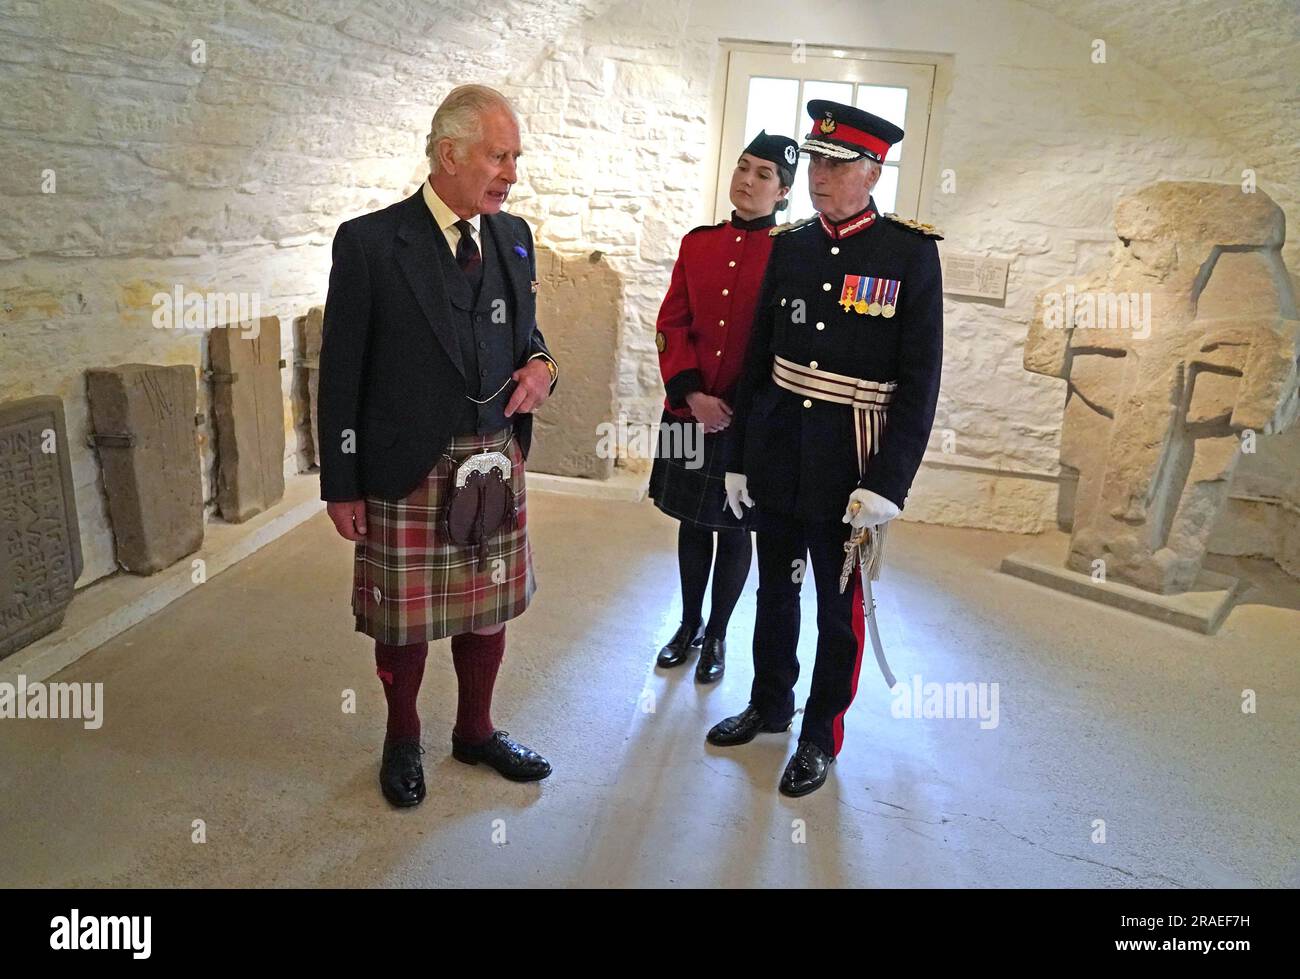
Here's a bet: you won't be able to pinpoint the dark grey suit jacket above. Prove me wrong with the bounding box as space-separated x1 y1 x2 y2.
318 190 555 502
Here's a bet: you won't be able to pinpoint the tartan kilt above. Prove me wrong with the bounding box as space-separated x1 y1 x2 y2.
648 408 757 532
352 426 536 645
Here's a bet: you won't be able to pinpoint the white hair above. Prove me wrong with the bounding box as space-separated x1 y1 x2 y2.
425 84 518 174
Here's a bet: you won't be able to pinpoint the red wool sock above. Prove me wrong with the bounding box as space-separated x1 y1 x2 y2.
374 640 429 745
450 628 506 745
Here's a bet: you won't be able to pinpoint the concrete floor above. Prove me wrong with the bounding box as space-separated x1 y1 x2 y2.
2 489 1297 888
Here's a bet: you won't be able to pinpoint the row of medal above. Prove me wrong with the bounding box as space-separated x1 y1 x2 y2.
839 275 901 317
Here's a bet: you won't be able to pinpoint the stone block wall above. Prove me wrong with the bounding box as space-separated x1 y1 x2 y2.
2 0 1295 587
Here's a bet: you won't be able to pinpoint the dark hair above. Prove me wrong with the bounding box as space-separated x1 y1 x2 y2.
740 152 795 190
775 198 789 212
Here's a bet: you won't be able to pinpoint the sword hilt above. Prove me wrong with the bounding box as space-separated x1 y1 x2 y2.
845 501 870 549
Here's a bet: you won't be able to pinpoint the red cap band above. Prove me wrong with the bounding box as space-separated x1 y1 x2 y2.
807 120 891 161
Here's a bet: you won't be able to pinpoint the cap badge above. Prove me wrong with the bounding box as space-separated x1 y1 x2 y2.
818 113 837 135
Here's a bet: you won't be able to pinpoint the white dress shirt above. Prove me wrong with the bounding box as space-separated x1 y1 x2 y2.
421 177 480 257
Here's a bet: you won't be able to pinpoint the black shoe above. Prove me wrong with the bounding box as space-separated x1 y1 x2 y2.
779 741 833 797
379 739 426 808
706 704 791 746
695 636 725 684
452 730 552 782
657 620 704 668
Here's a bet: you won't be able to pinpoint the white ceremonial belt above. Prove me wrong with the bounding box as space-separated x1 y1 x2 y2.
771 356 897 412
772 355 900 690
772 355 896 477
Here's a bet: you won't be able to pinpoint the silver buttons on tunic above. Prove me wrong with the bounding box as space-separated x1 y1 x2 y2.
810 361 818 369
816 322 825 330
831 246 840 255
822 283 831 291
802 399 812 408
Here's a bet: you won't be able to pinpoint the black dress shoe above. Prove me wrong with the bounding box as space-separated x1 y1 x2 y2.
452 730 552 782
778 741 833 797
695 636 725 684
379 739 426 808
657 620 704 668
706 704 791 746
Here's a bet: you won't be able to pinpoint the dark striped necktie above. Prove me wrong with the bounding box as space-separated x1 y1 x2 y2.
454 219 482 292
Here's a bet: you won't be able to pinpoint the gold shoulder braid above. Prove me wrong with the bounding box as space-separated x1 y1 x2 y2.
769 216 817 236
882 213 944 239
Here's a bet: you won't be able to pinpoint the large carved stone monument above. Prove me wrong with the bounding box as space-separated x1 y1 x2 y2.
1002 182 1299 632
209 316 286 522
0 397 83 660
86 364 205 575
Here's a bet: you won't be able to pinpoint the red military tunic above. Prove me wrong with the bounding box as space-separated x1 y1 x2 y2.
655 211 777 419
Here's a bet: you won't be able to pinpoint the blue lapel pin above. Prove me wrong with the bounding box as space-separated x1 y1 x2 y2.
513 243 527 258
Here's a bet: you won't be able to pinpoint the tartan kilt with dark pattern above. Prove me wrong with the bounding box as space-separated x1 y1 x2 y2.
352 426 536 644
648 408 757 532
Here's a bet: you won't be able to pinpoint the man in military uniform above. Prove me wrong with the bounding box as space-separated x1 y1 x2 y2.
709 99 944 797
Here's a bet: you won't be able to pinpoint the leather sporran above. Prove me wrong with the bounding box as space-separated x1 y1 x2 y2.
442 445 519 571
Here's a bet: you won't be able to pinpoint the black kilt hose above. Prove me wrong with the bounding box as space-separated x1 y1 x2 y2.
648 409 757 532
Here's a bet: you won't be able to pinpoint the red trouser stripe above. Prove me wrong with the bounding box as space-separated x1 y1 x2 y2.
832 572 869 755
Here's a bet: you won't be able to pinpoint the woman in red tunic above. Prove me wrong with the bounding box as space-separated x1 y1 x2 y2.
649 131 799 684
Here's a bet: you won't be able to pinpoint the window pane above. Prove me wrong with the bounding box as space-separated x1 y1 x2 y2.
743 76 800 147
802 79 854 118
873 164 899 214
855 85 907 162
788 156 814 223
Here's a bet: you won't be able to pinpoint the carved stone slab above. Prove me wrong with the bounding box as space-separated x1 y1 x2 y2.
0 396 83 659
209 316 286 521
1023 182 1298 596
292 305 323 470
529 249 620 478
86 364 203 574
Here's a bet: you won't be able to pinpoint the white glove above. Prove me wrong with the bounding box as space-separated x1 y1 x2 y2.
842 488 899 529
724 472 754 519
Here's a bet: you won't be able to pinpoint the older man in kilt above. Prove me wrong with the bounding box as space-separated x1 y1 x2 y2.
319 85 559 807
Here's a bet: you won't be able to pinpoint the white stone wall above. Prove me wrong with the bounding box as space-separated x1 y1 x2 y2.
0 0 596 585
1 0 1295 588
505 0 1298 541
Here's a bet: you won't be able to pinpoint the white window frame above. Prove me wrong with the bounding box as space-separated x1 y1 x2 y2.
710 42 949 225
